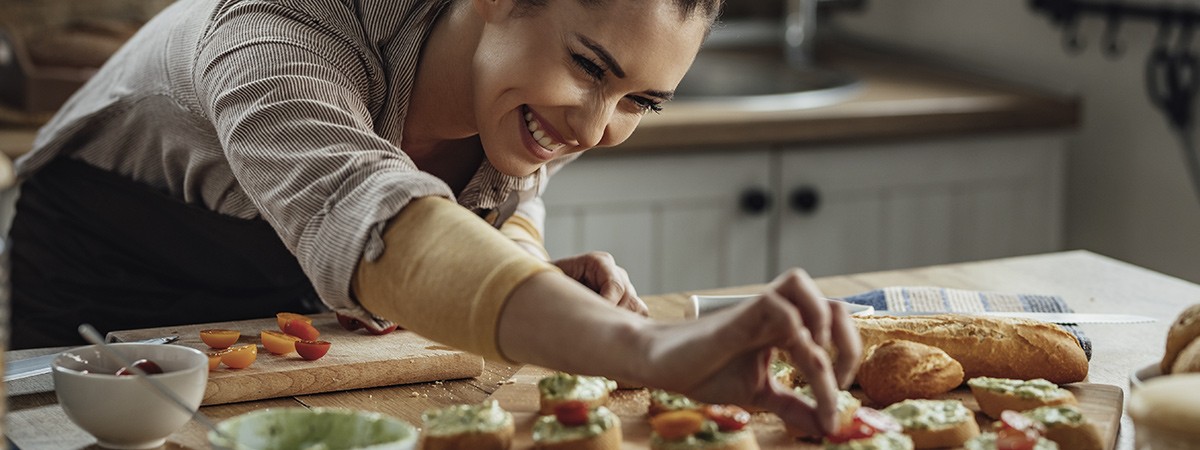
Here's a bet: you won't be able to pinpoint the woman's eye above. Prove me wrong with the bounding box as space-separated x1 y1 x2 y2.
571 53 607 80
627 95 664 114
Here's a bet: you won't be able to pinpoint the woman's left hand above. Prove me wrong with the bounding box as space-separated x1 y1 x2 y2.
553 251 648 316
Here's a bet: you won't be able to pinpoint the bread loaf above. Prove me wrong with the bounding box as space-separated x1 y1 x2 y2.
856 340 963 406
854 315 1088 384
1161 303 1200 374
1170 336 1200 374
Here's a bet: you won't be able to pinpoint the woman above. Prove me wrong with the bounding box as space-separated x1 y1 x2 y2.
10 0 861 435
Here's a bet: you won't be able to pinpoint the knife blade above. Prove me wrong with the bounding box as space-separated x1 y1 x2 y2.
4 335 180 382
867 310 1156 324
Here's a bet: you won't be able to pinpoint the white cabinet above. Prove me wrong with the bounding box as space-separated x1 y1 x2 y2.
542 133 1066 295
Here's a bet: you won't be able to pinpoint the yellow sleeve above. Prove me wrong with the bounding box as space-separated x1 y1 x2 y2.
352 197 559 361
500 213 551 261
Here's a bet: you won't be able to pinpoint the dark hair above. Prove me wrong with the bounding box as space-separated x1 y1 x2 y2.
513 0 724 23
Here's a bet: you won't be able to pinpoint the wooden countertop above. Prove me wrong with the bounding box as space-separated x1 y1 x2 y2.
5 250 1190 449
0 46 1079 160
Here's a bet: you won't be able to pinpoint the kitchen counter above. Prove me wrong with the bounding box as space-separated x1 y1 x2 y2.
5 250 1188 449
612 44 1080 154
0 45 1079 160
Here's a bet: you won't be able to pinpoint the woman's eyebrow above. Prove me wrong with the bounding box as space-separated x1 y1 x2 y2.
575 33 626 78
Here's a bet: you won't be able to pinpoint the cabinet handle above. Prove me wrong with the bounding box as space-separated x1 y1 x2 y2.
739 188 772 215
789 186 820 214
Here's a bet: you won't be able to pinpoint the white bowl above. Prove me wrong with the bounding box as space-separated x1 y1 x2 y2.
52 343 208 449
1130 362 1164 391
688 294 875 319
209 407 418 450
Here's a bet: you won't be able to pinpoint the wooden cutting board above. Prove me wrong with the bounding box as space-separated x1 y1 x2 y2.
108 312 484 406
488 366 1123 450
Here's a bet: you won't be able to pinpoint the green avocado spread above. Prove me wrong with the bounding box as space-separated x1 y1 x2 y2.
420 400 512 437
1024 405 1086 427
650 420 749 450
967 377 1069 400
649 389 701 412
965 432 1059 450
823 432 914 450
531 405 618 444
537 373 617 400
796 386 861 414
883 399 972 430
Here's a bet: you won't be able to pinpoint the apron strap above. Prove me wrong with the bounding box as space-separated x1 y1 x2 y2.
9 158 321 349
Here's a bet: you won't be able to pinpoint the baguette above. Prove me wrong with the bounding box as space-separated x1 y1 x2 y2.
854 315 1088 384
856 340 963 406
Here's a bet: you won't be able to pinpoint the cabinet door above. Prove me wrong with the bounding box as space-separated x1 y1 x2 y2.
776 134 1065 277
542 150 773 295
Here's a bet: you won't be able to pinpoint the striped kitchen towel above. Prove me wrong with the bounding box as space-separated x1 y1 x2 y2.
838 286 1092 359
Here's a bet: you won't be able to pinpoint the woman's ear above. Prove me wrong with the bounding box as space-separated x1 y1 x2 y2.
472 0 516 23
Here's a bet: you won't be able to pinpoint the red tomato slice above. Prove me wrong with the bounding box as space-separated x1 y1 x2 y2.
701 404 751 431
553 400 590 427
997 427 1041 450
295 340 331 361
855 407 902 434
276 312 312 332
826 417 876 444
368 323 399 335
335 313 365 331
283 319 320 341
199 329 240 349
261 330 300 355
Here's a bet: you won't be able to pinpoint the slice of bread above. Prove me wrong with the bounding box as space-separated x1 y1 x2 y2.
537 373 617 415
421 425 514 450
420 401 515 450
882 399 980 449
1024 405 1103 450
968 377 1077 419
534 422 621 450
532 406 622 450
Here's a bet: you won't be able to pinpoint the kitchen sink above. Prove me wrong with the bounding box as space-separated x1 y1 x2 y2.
673 45 862 111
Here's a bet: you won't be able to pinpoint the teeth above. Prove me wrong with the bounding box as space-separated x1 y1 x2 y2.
523 109 564 152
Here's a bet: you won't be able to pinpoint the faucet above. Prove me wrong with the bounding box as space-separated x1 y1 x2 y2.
785 0 818 69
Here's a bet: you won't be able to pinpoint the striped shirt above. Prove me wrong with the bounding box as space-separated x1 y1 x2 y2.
15 0 575 315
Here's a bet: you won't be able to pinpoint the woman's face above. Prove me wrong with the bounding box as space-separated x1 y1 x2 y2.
471 0 709 176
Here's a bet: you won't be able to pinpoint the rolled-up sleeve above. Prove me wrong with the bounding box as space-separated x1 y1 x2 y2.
194 10 450 313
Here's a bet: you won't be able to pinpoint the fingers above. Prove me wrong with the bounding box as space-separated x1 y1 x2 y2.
783 325 840 434
754 379 823 437
827 301 862 389
770 269 831 347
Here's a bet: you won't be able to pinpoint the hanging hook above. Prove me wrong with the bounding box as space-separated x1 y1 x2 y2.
1102 5 1123 58
1062 17 1086 54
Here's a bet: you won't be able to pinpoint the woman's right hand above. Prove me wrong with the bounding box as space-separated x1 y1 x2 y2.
634 269 862 436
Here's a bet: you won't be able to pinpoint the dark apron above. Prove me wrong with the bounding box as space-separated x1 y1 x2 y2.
9 158 323 349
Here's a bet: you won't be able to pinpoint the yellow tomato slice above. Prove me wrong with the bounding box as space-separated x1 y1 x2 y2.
650 409 706 440
199 329 240 349
275 312 312 333
260 330 300 355
206 349 228 371
220 344 258 369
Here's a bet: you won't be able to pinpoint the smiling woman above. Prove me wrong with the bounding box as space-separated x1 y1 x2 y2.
8 0 859 438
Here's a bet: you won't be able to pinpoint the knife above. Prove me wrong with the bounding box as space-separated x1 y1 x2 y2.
869 310 1156 324
4 335 180 382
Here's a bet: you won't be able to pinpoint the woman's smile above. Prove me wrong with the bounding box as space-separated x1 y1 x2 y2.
520 105 568 161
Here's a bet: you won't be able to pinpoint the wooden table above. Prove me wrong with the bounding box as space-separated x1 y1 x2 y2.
6 250 1194 449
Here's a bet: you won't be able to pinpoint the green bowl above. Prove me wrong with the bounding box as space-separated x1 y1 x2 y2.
208 407 418 450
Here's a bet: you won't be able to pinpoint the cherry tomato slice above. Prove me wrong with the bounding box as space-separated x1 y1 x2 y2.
335 313 365 331
206 350 227 371
115 359 163 376
997 427 1041 450
295 340 331 361
999 410 1046 434
650 409 707 440
553 400 590 426
199 329 240 349
368 323 399 335
283 319 320 341
220 344 257 369
276 312 312 333
855 407 903 434
701 404 751 431
826 417 877 444
260 330 300 355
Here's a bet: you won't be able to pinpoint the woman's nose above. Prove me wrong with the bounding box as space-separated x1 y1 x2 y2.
569 98 618 149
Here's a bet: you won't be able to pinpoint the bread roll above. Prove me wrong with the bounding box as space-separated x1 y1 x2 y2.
854 315 1088 384
856 340 963 406
1170 335 1200 374
1161 303 1200 374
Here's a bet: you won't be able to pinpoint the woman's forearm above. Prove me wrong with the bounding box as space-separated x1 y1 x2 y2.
496 270 651 385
